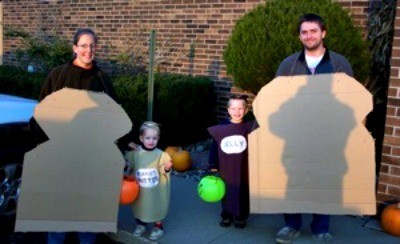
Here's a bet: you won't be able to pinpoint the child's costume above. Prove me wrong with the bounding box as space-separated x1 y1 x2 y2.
125 147 171 222
208 121 256 220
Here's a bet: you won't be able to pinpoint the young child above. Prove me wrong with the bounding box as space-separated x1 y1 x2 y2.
125 121 173 241
208 94 256 229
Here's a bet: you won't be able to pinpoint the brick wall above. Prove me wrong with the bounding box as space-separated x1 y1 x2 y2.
378 1 400 203
1 0 370 119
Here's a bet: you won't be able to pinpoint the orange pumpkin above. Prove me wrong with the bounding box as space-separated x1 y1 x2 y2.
381 203 400 236
119 176 140 205
171 149 192 172
164 146 180 157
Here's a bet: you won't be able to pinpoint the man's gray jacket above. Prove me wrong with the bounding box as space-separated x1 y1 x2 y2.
276 49 353 77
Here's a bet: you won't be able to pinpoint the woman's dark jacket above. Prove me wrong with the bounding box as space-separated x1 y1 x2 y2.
39 60 117 101
31 60 133 150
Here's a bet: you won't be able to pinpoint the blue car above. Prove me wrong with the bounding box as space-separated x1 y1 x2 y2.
0 94 37 125
0 94 37 218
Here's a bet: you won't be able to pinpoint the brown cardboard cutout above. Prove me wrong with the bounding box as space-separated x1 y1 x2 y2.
15 88 131 232
249 73 376 215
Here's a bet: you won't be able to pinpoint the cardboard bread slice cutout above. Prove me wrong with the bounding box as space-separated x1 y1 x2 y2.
15 88 132 232
249 73 376 215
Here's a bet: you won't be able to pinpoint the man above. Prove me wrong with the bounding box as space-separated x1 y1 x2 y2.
274 13 353 243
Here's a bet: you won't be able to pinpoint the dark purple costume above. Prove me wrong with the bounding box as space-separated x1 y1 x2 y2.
208 121 255 220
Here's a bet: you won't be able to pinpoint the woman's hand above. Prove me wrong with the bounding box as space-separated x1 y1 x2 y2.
128 142 137 150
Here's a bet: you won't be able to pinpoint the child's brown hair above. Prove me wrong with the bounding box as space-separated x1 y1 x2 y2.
227 94 248 108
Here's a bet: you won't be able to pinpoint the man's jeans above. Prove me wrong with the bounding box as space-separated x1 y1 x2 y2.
284 213 330 234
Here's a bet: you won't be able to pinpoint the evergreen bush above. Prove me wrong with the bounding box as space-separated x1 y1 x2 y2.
223 0 371 94
113 73 216 147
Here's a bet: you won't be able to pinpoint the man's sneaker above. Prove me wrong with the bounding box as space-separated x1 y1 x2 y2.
133 225 146 237
149 227 164 240
275 226 301 244
312 232 333 242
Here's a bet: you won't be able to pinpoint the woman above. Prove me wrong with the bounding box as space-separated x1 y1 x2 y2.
38 28 127 244
39 28 117 101
36 28 133 149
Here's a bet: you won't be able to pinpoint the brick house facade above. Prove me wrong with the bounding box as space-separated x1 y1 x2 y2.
378 1 400 204
2 0 398 203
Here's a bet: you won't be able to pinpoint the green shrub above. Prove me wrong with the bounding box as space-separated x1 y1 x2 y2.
113 73 217 147
223 0 371 94
0 65 45 99
4 26 73 73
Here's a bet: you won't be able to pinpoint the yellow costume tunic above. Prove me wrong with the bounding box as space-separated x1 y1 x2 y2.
126 148 171 222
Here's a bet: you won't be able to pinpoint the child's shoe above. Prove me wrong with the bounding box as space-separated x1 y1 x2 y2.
133 224 146 237
234 219 246 228
219 218 233 227
149 227 164 240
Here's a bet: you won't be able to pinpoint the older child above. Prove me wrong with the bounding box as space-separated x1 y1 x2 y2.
125 121 172 241
208 95 256 229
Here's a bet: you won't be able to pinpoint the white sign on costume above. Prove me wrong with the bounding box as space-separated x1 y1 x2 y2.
221 135 247 154
135 168 160 188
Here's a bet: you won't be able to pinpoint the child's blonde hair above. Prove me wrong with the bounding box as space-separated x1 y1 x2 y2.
139 121 160 136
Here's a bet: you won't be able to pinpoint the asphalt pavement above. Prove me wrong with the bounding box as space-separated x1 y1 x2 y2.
1 174 398 244
109 175 400 244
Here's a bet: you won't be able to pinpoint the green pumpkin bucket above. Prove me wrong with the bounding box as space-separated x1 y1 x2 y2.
197 175 226 203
